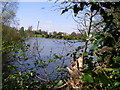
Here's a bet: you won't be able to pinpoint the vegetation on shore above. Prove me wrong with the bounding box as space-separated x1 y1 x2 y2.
33 30 86 41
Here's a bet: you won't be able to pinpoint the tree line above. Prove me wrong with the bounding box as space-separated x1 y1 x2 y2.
3 24 87 41
34 29 86 41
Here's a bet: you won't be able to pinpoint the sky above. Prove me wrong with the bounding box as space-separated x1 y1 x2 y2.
16 2 78 34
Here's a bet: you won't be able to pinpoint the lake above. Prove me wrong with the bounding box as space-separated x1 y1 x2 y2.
12 37 86 81
26 37 85 59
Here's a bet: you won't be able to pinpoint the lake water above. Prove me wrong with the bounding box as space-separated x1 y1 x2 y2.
26 37 85 59
13 38 86 80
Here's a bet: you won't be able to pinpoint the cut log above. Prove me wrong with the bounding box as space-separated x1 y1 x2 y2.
76 57 83 69
66 57 84 88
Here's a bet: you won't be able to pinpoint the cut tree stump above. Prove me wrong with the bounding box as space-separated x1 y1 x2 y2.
66 57 84 89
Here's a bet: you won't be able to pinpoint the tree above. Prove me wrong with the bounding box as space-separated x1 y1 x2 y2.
1 2 18 26
53 31 57 35
57 1 120 89
70 32 76 37
19 27 25 36
2 1 20 41
52 31 57 38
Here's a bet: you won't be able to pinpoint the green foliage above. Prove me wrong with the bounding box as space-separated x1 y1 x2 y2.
2 25 21 41
83 72 94 83
60 1 120 89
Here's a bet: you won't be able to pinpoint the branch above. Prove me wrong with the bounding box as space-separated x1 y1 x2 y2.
56 82 68 89
81 11 93 68
35 75 49 82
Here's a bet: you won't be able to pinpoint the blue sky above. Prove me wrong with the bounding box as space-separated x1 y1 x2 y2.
16 2 77 34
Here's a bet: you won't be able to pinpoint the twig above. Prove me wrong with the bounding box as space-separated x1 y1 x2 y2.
35 75 49 82
56 82 68 89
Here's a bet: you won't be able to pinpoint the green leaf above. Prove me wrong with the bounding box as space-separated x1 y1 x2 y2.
98 57 103 61
57 66 61 70
61 8 68 14
54 54 61 59
97 70 109 85
19 72 22 76
66 53 70 56
114 81 120 86
103 68 113 71
86 34 93 41
9 75 16 79
97 38 103 47
24 58 28 61
83 73 93 83
39 60 46 64
113 56 120 62
47 59 54 63
90 44 98 51
84 52 89 56
54 80 64 88
95 35 104 40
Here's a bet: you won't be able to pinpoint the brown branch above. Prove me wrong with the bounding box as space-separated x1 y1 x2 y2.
81 10 97 68
35 75 49 82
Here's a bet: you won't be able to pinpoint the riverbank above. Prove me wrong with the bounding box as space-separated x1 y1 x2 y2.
33 34 85 42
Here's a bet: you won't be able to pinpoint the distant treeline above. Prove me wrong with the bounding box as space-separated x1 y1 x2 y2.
34 29 86 41
2 25 87 42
